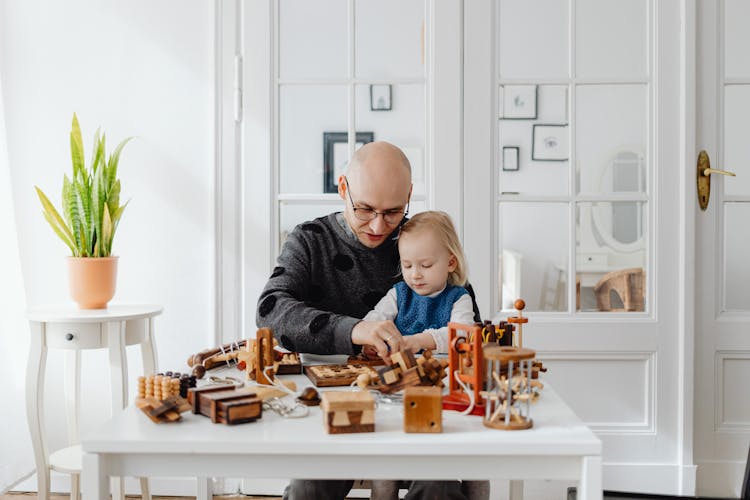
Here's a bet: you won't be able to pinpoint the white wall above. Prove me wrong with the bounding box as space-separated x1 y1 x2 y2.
0 0 214 491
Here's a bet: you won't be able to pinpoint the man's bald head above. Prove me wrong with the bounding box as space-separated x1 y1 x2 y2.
346 141 412 182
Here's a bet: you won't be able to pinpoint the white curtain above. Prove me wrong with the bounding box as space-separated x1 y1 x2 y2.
0 56 35 491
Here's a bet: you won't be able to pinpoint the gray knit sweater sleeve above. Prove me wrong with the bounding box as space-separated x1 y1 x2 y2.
255 214 401 355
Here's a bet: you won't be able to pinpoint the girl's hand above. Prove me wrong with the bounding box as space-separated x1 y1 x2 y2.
402 332 436 353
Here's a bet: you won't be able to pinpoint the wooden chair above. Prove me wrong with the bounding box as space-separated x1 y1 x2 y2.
593 268 645 312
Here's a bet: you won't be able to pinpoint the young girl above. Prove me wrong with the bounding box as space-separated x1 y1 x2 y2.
365 211 489 499
363 210 476 354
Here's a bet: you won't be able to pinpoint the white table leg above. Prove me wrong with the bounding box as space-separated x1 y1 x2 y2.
64 350 81 445
83 452 109 500
70 473 80 500
107 320 128 411
578 456 602 500
197 476 212 500
140 476 152 500
141 317 158 375
111 476 125 500
26 321 49 500
509 480 523 500
137 317 158 498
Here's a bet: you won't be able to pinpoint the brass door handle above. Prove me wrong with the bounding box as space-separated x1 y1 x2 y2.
703 167 736 177
697 150 736 211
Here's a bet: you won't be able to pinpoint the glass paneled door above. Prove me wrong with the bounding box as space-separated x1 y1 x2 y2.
465 0 686 495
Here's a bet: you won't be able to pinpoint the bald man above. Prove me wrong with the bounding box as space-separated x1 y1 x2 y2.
256 141 480 500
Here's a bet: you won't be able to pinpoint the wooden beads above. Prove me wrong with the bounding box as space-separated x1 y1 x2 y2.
514 299 526 311
139 373 196 400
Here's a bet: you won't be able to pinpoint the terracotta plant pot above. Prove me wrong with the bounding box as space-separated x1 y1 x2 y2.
67 256 118 309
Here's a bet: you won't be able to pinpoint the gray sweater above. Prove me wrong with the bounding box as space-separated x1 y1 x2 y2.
256 213 402 355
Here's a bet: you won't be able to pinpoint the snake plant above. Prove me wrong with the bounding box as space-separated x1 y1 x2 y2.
35 113 132 257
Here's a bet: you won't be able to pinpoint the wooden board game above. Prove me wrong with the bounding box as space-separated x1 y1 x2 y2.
305 363 379 387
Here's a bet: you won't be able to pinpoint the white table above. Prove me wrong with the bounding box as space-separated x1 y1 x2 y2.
82 374 602 500
26 304 162 500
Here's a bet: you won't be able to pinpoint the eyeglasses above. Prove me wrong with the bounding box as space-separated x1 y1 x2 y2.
344 176 409 225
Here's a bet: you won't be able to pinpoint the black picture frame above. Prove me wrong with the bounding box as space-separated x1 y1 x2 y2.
532 124 569 161
370 84 392 111
502 146 520 171
323 132 375 193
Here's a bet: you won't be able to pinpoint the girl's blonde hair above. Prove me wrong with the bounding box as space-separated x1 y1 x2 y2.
399 211 468 286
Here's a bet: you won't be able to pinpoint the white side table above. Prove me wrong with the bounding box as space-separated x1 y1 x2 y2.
26 304 162 500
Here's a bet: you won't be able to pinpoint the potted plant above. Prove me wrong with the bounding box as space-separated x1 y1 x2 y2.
35 113 132 309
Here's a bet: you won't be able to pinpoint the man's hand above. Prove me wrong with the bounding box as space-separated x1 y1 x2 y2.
352 320 404 360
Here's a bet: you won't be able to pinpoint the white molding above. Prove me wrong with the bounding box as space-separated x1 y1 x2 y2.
541 351 655 433
215 0 243 344
715 350 750 431
696 459 747 498
241 0 273 338
463 0 494 317
679 0 697 486
603 463 697 496
431 0 462 223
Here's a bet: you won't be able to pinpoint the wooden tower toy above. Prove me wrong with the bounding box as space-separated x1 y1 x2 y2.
507 299 528 347
442 322 485 416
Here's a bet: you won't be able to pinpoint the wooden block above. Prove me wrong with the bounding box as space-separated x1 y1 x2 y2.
320 391 375 412
188 384 234 414
217 397 262 425
321 392 375 434
404 386 442 433
377 365 401 385
324 410 375 434
390 350 416 372
196 387 259 423
378 366 423 394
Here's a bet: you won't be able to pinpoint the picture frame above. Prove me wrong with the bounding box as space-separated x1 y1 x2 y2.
370 84 392 111
502 146 520 171
532 124 569 161
323 132 375 193
502 85 537 119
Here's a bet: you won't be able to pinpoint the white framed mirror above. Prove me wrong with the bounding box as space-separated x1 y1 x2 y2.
591 151 645 253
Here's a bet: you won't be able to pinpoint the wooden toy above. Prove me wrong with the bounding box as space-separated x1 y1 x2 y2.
236 328 276 384
507 299 528 347
442 323 485 416
297 387 321 406
415 350 449 387
135 395 192 424
404 386 442 433
189 386 262 425
276 351 303 374
305 363 379 387
347 354 387 366
480 345 536 430
139 374 187 400
187 340 248 370
320 391 375 434
187 335 302 378
369 349 449 394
